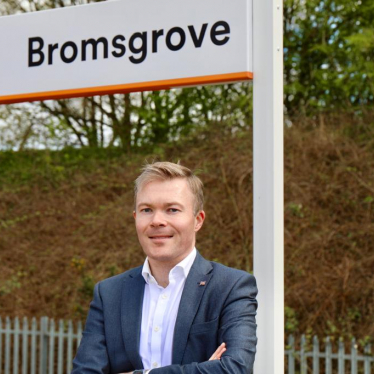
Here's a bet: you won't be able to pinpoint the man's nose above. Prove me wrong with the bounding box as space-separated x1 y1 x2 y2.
150 211 167 227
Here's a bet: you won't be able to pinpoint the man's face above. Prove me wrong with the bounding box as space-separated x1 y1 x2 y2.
133 178 205 267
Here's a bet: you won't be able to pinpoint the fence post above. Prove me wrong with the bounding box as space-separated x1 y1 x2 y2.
0 317 3 372
48 319 55 374
300 335 307 374
13 316 20 374
57 320 64 374
325 336 332 374
39 317 49 374
364 343 371 374
338 339 345 374
30 318 37 374
313 335 319 374
77 321 82 347
5 316 11 374
22 317 28 374
67 320 74 373
351 338 357 374
288 335 295 374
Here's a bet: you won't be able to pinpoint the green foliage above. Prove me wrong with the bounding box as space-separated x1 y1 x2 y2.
363 196 374 204
0 147 126 188
358 335 373 349
1 0 374 150
107 265 119 277
0 271 26 296
1 83 252 151
325 320 339 338
1 214 31 229
71 256 95 299
287 202 304 218
284 0 374 115
324 307 365 340
0 275 21 296
285 306 299 333
79 274 95 299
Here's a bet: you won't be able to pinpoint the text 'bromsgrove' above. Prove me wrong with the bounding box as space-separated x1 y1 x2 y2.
28 21 231 67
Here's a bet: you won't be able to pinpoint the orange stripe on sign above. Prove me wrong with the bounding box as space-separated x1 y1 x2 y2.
0 72 253 105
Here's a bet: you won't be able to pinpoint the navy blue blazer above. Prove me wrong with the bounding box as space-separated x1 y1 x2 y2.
72 252 257 373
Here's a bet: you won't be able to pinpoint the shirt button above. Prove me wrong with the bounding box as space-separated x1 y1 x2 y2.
161 294 168 299
154 326 160 332
153 362 158 368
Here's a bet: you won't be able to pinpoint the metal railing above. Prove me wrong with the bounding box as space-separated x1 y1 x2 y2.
286 335 374 374
1 316 374 373
0 316 82 374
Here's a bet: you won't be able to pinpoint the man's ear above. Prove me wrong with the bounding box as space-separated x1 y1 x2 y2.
194 210 205 232
133 211 136 220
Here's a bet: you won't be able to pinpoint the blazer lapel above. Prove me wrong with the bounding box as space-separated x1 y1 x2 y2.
121 269 145 370
172 253 213 365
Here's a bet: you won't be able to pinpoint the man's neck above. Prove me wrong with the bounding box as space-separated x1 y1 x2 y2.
148 258 180 288
148 249 194 288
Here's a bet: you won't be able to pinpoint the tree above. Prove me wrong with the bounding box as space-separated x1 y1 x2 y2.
284 0 374 115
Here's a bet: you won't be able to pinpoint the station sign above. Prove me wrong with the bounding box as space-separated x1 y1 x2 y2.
0 0 253 104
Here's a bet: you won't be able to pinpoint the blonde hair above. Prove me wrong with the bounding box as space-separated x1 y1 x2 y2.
134 161 204 215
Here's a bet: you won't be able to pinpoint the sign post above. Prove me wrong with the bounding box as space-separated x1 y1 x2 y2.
253 0 284 373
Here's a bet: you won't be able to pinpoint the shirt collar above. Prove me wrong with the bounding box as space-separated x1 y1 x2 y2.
142 247 197 285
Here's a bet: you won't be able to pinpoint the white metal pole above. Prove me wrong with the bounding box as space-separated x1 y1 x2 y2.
252 0 284 372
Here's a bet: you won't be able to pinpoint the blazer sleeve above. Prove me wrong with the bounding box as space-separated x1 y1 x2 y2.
72 282 110 374
151 273 258 374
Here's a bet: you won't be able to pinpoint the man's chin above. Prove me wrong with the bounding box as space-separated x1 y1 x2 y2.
148 236 174 245
145 249 180 265
148 252 175 262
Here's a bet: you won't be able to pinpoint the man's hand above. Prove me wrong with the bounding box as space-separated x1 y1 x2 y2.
120 343 227 373
209 342 226 361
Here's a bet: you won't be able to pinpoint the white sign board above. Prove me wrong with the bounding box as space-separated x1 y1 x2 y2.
0 0 252 104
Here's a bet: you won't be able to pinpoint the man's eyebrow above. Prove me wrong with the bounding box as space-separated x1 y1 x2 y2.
164 202 187 210
137 202 153 208
165 202 184 207
137 202 184 208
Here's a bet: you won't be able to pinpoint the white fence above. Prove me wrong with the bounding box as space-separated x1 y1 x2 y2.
0 316 82 374
1 316 374 373
286 335 374 374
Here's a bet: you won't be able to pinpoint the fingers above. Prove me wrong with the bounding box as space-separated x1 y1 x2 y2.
209 342 226 361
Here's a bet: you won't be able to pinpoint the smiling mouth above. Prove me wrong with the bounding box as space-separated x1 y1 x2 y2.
149 235 173 239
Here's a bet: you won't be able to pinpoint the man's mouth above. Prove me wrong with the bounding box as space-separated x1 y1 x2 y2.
149 235 173 239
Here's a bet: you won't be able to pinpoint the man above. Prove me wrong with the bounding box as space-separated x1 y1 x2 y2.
72 162 257 374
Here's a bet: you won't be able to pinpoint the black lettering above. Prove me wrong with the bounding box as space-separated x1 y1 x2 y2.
48 43 59 65
112 35 126 58
210 21 230 46
166 27 186 51
60 41 78 63
82 37 109 61
188 24 208 48
129 32 147 64
28 37 44 67
152 29 164 53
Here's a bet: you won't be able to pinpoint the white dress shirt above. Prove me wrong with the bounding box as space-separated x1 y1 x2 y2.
139 248 197 371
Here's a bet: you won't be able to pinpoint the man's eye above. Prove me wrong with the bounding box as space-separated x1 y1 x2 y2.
168 208 179 213
141 208 152 213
